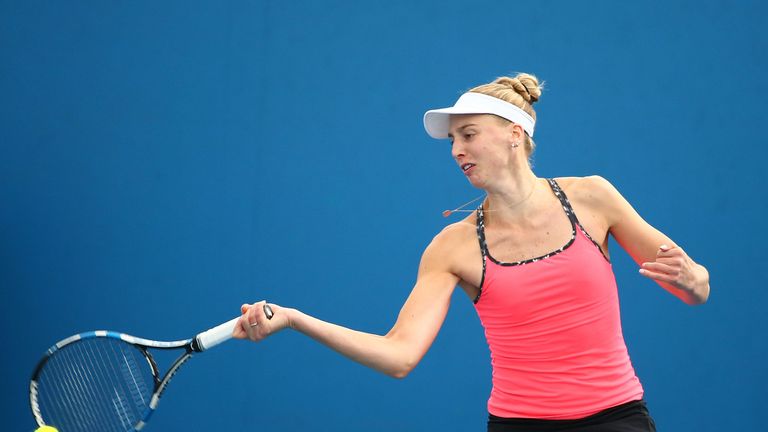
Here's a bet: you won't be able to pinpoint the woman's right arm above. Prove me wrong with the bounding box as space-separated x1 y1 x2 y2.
235 231 461 378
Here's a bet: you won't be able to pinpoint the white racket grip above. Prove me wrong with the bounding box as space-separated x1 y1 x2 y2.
195 317 240 351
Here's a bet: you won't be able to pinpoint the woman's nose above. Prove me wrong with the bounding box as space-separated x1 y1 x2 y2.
451 142 465 159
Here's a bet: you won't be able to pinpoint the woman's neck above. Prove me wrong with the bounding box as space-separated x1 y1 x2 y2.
483 169 541 223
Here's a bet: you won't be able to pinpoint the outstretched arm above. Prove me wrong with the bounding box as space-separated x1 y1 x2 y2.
587 176 710 305
234 233 461 378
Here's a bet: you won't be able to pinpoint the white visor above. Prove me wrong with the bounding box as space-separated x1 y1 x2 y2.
423 92 535 139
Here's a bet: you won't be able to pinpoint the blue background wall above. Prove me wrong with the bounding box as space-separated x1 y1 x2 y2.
2 1 766 430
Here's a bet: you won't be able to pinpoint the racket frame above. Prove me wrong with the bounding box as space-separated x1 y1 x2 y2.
30 330 196 430
30 306 271 430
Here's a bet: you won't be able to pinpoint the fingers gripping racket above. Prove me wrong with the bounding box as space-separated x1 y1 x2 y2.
30 304 273 432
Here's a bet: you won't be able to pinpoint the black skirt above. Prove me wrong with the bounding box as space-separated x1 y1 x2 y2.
487 400 656 432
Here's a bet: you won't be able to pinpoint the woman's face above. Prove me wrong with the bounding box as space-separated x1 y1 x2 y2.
448 114 522 189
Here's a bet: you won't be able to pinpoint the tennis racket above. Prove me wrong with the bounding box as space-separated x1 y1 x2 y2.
30 304 274 432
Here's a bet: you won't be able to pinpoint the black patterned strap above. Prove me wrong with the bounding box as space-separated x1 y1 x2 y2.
546 178 580 227
474 205 488 304
548 178 610 261
476 205 489 259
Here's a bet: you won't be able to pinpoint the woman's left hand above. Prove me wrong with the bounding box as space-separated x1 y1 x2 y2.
639 245 709 304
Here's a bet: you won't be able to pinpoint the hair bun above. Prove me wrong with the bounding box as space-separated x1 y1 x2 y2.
494 73 542 105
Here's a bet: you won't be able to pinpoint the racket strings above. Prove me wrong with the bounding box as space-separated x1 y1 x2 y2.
40 341 115 431
49 344 102 430
34 338 156 432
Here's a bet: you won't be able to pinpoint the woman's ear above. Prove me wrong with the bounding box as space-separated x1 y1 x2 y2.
506 122 524 148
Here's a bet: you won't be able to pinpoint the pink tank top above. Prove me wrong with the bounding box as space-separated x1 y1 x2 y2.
473 179 643 419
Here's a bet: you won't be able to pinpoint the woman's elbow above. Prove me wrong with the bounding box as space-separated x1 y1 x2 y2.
386 357 418 379
389 369 410 379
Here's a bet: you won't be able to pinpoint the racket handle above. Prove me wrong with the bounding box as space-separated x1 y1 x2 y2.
194 304 274 352
195 317 240 351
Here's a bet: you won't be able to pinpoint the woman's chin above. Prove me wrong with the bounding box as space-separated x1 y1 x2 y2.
466 176 487 189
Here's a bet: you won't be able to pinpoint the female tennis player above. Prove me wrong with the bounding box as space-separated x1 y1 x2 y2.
235 73 710 431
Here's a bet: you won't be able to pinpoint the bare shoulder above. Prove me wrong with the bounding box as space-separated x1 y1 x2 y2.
419 217 477 272
556 175 647 236
428 217 476 253
554 175 623 208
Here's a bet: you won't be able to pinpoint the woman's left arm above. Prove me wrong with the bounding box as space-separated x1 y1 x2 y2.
585 176 710 305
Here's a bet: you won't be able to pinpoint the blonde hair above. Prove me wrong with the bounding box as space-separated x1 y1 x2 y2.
469 73 543 158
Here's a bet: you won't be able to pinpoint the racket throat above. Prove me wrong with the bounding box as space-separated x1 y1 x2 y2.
190 337 205 353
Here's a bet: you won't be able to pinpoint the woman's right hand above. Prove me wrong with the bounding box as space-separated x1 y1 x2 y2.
233 300 292 341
